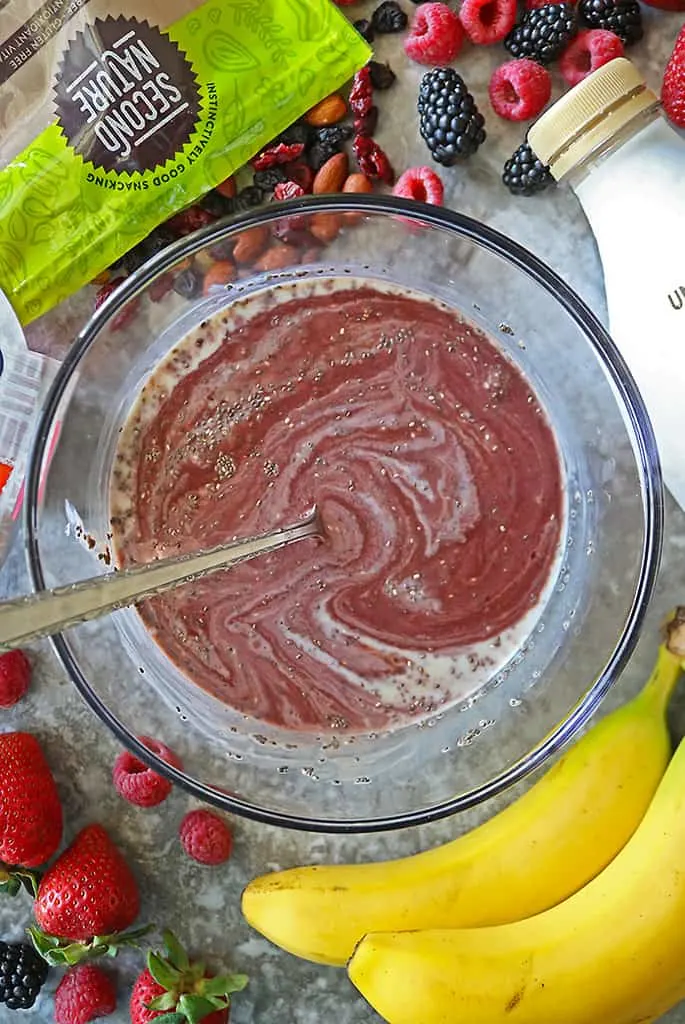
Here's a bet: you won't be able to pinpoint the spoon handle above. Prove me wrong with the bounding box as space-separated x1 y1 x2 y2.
0 514 319 652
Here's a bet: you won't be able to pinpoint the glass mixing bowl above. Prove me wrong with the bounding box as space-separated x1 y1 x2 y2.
24 194 662 832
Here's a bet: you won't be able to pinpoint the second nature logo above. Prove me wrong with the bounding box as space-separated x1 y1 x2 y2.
54 15 202 175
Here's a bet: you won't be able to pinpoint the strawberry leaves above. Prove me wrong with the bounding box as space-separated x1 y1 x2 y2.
28 923 154 966
142 930 248 1024
0 862 40 898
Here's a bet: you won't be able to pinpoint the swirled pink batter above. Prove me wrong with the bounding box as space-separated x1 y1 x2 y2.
111 280 562 732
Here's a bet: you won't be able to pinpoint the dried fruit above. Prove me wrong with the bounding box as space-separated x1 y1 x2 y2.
273 181 305 203
252 142 305 171
353 136 395 183
368 61 397 90
305 93 348 126
215 176 237 199
313 152 350 194
372 1 410 33
350 66 374 117
354 106 380 137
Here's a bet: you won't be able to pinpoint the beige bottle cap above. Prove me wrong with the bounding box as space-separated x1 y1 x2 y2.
528 58 659 180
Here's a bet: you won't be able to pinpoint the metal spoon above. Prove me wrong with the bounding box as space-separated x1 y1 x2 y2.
0 508 321 652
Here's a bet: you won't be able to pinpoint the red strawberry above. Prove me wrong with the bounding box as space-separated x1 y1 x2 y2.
662 25 685 129
31 824 141 963
130 931 247 1024
54 964 116 1024
0 732 62 874
0 649 31 707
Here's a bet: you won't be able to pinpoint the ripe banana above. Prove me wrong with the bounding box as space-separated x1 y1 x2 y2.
242 615 685 967
348 727 685 1024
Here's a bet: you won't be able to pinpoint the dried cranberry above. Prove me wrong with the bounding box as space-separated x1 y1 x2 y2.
350 67 374 117
283 161 315 193
353 135 395 184
369 60 397 90
167 206 216 236
274 181 306 201
94 277 125 311
354 106 379 137
252 142 305 170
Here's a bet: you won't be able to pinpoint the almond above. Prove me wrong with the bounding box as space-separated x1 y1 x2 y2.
254 243 300 272
313 152 349 195
305 93 348 127
342 173 373 222
202 261 236 295
232 225 270 265
309 213 342 244
343 172 373 195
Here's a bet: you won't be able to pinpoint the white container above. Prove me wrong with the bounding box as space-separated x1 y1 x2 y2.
530 58 685 509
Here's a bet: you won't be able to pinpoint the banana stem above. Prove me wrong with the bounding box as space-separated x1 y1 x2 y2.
637 607 685 716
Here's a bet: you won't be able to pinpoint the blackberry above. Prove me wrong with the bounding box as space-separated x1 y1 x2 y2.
417 68 486 165
110 226 176 275
0 941 48 1010
253 166 288 191
369 60 397 91
502 142 554 196
235 185 264 210
504 4 577 64
173 265 203 299
371 1 409 33
354 18 375 43
578 0 642 44
198 190 235 217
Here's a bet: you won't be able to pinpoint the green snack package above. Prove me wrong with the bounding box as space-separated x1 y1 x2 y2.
0 0 371 324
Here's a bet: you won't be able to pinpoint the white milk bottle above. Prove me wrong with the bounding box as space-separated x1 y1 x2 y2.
529 57 685 508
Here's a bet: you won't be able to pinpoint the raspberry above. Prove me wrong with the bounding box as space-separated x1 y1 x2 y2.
489 59 552 120
179 809 233 865
0 650 31 708
559 28 623 85
662 25 685 128
113 735 182 808
350 67 374 117
393 166 444 205
54 964 116 1024
353 135 395 183
94 277 125 310
404 3 465 65
252 142 305 171
274 181 306 201
459 0 518 45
